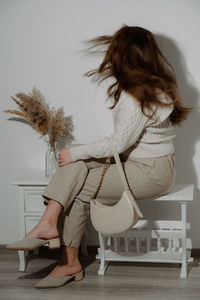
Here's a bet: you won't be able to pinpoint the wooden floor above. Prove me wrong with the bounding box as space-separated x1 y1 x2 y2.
0 245 200 300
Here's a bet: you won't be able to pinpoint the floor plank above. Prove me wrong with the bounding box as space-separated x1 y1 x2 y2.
0 246 200 300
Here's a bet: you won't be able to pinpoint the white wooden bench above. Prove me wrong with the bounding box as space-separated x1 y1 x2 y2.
96 184 194 279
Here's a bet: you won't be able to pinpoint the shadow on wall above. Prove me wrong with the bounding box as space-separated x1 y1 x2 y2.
156 34 200 246
156 34 200 185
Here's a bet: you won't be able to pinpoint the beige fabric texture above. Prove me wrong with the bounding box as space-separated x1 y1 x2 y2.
42 153 176 248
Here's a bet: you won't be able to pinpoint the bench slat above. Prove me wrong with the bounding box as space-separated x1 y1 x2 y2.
140 184 194 201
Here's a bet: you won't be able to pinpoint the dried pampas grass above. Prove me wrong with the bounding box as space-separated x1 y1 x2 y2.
4 86 75 159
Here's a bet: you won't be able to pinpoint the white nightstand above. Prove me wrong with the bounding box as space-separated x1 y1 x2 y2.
13 170 88 272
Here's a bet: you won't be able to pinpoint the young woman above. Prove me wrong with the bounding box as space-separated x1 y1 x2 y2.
7 25 192 288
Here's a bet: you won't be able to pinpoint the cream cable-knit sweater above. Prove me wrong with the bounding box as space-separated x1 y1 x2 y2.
69 90 176 162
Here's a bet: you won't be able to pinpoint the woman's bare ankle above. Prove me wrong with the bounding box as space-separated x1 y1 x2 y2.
26 219 59 239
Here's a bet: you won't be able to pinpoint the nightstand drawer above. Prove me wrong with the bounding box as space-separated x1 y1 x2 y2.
24 188 46 213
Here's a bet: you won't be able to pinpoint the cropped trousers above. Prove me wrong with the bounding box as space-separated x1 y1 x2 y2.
42 153 176 248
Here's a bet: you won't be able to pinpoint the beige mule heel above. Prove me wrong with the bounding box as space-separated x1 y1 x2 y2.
48 237 60 249
74 270 84 282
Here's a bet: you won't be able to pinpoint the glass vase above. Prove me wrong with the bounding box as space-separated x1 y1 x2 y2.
45 148 58 177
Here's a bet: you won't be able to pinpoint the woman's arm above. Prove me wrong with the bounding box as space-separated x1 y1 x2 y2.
69 93 152 162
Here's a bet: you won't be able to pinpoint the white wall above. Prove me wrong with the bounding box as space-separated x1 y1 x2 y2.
0 0 200 247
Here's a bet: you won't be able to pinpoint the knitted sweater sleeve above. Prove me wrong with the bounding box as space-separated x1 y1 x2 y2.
69 93 151 162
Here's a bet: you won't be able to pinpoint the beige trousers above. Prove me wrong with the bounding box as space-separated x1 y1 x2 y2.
42 153 176 248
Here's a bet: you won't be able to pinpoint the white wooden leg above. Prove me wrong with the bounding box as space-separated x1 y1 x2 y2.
180 202 187 278
18 249 39 271
98 233 109 275
18 250 26 271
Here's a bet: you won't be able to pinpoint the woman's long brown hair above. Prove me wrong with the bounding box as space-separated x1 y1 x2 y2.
84 25 193 125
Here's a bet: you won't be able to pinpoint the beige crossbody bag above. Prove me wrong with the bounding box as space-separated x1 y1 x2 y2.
90 134 143 236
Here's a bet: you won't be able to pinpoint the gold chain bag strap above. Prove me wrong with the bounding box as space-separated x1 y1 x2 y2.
91 157 111 200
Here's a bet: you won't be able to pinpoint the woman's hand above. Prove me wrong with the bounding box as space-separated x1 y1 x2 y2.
57 148 72 166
